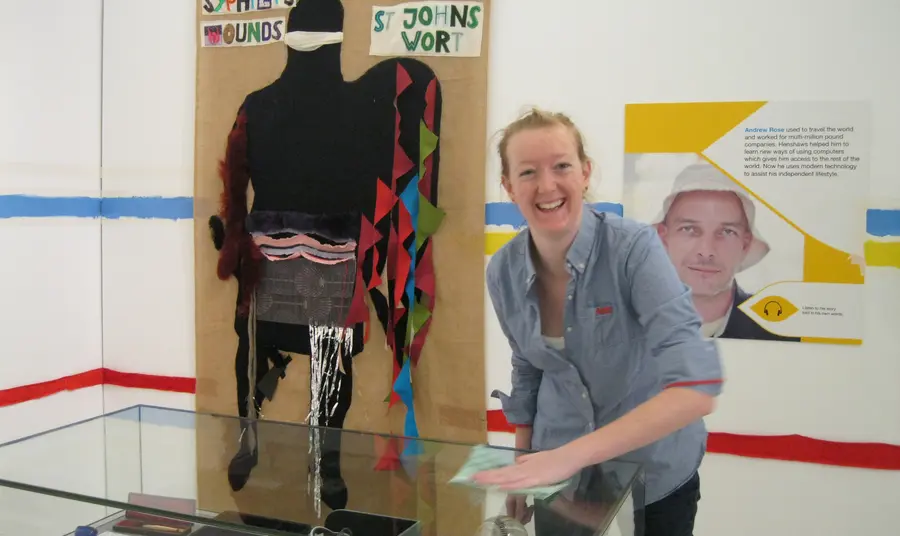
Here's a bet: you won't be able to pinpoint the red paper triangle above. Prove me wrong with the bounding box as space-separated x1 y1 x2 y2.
374 436 402 471
358 214 383 252
392 142 415 185
375 181 396 224
397 198 414 243
387 225 399 282
420 153 433 200
344 265 369 326
393 247 412 307
396 63 412 96
388 358 402 408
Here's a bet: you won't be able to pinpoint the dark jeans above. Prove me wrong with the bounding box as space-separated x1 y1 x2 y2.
637 471 701 536
534 470 700 536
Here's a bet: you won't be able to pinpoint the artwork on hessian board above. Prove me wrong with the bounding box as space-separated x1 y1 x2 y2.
205 0 445 515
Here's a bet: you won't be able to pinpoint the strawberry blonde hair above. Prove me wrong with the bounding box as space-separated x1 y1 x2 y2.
497 107 590 178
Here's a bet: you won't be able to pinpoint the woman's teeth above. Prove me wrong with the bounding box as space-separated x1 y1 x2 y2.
537 199 565 211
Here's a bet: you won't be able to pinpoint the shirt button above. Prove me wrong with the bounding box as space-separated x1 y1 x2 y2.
566 327 572 332
567 295 572 300
582 392 588 399
577 263 584 269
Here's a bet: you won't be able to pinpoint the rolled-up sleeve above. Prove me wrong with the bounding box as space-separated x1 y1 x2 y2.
623 225 724 397
487 266 542 426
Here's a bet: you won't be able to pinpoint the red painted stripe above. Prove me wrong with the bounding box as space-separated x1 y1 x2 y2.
707 432 900 470
103 369 196 393
486 407 516 433
0 369 196 408
0 369 105 408
5 371 899 471
485 409 900 471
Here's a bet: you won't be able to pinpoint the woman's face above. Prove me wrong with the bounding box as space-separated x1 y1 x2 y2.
502 124 591 239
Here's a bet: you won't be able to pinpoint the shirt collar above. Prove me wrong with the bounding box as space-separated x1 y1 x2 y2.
523 203 600 289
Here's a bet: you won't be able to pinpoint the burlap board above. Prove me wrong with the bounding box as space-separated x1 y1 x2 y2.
192 1 490 532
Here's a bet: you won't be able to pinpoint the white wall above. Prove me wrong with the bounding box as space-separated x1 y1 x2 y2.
0 0 105 443
0 0 197 531
99 0 197 415
1 0 898 535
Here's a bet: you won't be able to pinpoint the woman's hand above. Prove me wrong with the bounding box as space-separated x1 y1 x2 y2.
505 495 534 524
472 447 582 490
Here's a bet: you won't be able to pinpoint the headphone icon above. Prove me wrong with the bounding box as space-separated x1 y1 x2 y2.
763 301 783 317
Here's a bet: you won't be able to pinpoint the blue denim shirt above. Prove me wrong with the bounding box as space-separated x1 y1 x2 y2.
487 206 724 505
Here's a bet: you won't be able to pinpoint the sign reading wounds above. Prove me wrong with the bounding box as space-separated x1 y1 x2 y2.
370 1 484 57
201 17 286 48
202 0 297 15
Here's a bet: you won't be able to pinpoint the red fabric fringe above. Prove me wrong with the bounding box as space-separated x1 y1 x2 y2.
216 106 260 315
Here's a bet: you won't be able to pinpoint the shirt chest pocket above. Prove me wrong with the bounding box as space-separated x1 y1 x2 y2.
581 301 628 350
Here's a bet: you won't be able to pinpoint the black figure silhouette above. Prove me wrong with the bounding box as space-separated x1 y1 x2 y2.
209 0 443 515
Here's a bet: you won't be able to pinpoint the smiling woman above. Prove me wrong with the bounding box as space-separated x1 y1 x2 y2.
497 108 591 234
479 108 723 536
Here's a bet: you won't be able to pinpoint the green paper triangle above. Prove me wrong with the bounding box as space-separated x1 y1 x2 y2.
416 194 445 250
411 302 432 332
419 120 439 178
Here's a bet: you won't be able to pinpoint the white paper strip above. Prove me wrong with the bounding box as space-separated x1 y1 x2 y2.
201 17 287 48
201 0 296 16
370 1 485 57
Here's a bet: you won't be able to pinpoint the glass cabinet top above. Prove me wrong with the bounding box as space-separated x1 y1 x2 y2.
0 405 642 536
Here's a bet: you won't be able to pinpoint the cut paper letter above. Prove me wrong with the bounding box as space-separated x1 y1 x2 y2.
370 2 485 57
201 0 298 16
201 17 287 48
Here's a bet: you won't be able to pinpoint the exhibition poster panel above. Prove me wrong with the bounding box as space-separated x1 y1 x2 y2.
624 101 870 345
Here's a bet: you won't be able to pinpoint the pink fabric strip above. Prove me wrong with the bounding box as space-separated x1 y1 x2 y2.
252 233 357 253
261 250 352 265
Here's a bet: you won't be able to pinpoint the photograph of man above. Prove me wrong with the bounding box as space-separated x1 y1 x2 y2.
652 162 799 342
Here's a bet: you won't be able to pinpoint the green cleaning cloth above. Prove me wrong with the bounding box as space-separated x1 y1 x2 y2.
448 444 572 500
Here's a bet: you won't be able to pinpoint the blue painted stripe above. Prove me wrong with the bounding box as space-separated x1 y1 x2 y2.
866 209 900 238
0 195 193 220
0 195 100 218
102 196 193 220
2 195 896 236
485 201 623 227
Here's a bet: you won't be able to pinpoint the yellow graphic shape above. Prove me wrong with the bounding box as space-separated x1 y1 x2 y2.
701 156 864 285
804 236 865 284
625 101 767 153
801 337 862 345
749 296 798 322
864 240 900 269
485 231 517 255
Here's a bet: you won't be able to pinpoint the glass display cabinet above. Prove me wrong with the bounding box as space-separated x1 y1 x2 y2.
0 405 644 536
